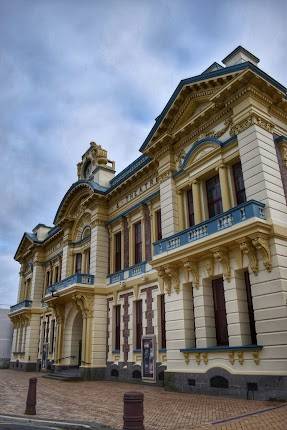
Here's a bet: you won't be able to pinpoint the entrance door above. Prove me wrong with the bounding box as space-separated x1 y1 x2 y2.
78 340 82 367
212 277 229 346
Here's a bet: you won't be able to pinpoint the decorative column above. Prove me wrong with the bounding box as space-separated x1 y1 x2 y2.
61 225 72 279
176 190 185 230
90 216 109 283
143 204 152 261
192 179 203 224
218 163 232 212
123 217 130 269
159 170 179 237
31 253 45 306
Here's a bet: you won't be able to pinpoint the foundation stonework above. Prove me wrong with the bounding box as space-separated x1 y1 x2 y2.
9 46 287 399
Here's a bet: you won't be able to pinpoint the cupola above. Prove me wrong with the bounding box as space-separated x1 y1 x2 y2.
77 141 115 187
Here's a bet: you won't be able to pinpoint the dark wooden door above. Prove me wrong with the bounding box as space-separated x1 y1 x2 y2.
212 277 229 346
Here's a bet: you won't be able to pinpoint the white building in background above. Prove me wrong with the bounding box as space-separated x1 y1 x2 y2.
0 308 13 368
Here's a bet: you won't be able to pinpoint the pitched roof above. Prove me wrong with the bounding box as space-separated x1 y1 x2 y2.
139 61 287 153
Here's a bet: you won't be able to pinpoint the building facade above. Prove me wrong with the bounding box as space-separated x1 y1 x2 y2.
0 308 13 368
9 46 287 399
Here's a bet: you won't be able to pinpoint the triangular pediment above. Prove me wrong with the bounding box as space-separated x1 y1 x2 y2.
168 98 212 134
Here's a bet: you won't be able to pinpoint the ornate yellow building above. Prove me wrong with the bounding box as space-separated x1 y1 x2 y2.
9 46 287 399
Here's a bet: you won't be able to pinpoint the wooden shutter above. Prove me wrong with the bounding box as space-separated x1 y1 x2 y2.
134 222 142 264
156 210 162 241
115 232 122 272
123 217 129 269
160 295 166 349
136 300 143 349
187 189 195 226
115 305 121 351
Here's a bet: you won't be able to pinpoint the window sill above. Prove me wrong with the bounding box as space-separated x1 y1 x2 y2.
180 344 263 353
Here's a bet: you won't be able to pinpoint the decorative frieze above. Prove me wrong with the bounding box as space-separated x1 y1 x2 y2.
230 113 274 136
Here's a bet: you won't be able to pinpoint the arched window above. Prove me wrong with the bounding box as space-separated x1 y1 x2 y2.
81 226 91 240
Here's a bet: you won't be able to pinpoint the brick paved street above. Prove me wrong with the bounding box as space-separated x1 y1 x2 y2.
0 369 286 430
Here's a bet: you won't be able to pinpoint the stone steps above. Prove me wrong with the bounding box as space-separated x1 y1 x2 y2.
42 368 82 381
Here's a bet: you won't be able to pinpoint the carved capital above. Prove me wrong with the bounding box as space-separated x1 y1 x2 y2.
213 247 231 281
49 303 65 324
72 294 94 318
157 170 172 184
251 235 272 272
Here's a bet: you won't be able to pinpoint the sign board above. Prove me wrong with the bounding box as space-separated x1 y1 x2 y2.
141 335 156 382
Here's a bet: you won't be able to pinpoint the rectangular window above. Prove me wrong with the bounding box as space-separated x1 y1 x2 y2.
86 249 91 273
46 271 50 289
134 222 142 264
114 232 122 272
212 277 229 346
244 271 257 345
187 189 195 227
115 305 121 351
75 253 82 273
160 295 166 349
135 300 143 350
206 174 223 218
233 162 246 205
50 319 55 354
156 210 162 241
55 266 59 283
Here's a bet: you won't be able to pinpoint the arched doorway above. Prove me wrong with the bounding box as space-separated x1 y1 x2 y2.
70 311 83 367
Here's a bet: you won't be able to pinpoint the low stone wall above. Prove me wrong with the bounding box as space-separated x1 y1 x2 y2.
106 361 166 386
164 367 287 401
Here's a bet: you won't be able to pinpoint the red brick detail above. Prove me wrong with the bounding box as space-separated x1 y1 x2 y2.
144 205 152 261
275 141 287 204
123 217 129 269
145 287 154 335
121 292 133 362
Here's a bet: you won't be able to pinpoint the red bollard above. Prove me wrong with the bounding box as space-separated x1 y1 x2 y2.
123 391 144 430
25 377 37 415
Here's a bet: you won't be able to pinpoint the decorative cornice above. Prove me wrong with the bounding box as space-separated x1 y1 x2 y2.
230 113 274 136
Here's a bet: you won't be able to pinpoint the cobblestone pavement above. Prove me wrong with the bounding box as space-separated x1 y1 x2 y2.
0 369 286 430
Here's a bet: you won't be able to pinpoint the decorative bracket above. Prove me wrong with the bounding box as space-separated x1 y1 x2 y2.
72 293 94 318
165 264 180 294
212 247 231 281
183 258 199 289
239 238 258 274
251 235 272 272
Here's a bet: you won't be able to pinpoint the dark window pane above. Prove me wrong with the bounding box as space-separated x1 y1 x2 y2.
233 162 246 205
206 175 223 218
115 232 122 272
244 271 257 344
115 305 121 351
156 210 162 241
212 277 229 346
160 295 166 349
75 253 82 273
136 300 143 349
187 189 195 226
134 222 142 264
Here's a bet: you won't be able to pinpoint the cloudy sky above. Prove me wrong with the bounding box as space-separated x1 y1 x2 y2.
0 0 286 306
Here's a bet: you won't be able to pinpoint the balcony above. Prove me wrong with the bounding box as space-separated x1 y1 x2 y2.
154 200 265 256
108 261 152 285
46 273 94 295
9 299 32 314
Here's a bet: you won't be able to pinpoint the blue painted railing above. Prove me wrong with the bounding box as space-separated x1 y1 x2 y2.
154 200 265 256
108 262 147 285
47 273 94 294
10 299 32 313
